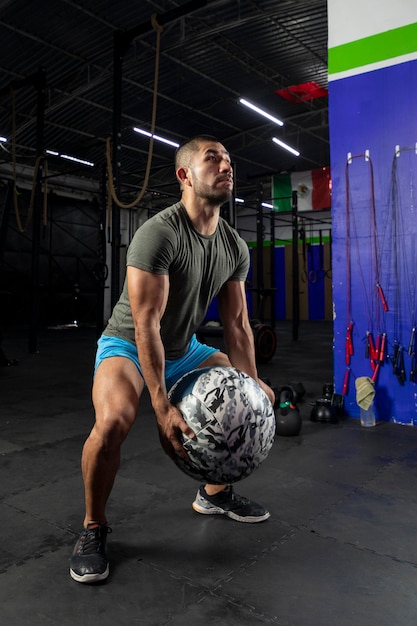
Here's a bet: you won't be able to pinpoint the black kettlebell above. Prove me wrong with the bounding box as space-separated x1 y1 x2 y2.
310 400 338 424
275 386 302 436
310 383 340 424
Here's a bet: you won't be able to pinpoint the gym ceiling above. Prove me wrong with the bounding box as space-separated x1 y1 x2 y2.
0 0 328 209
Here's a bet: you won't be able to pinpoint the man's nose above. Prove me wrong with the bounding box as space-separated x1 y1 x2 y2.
220 159 232 173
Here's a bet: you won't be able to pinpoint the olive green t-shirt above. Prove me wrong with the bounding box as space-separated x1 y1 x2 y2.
104 202 250 359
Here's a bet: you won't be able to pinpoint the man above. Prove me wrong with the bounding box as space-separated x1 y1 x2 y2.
69 135 275 583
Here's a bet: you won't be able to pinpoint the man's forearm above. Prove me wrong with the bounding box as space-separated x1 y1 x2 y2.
135 326 169 410
223 325 258 380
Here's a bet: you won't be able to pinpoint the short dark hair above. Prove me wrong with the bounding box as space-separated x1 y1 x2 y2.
175 135 221 170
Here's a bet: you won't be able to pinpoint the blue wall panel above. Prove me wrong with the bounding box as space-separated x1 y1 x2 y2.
330 59 417 424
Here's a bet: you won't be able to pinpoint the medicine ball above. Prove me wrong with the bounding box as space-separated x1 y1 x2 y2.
168 366 276 484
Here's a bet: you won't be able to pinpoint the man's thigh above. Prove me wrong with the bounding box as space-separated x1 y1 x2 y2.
92 356 145 429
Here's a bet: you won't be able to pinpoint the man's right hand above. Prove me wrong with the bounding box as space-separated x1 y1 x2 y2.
154 401 196 462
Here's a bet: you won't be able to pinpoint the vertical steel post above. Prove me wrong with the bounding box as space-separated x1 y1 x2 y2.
291 190 299 341
109 0 210 309
256 181 264 320
110 33 124 309
29 67 46 353
270 210 276 327
96 167 107 338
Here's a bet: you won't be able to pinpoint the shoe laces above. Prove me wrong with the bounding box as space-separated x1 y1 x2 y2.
77 524 112 556
229 490 249 506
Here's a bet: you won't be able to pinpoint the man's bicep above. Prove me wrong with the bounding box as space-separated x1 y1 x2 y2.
218 280 248 325
127 266 169 321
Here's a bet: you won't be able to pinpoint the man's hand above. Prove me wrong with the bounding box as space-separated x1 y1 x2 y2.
258 378 275 407
154 401 196 462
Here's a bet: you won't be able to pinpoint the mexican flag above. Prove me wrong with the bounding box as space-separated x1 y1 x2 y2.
272 167 331 212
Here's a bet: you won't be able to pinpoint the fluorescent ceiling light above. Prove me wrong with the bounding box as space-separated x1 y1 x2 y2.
46 149 94 167
60 154 94 167
235 198 272 208
1 140 95 168
133 127 179 148
272 137 300 157
239 98 284 127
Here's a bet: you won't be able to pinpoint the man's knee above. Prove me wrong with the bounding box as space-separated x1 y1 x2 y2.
91 410 135 451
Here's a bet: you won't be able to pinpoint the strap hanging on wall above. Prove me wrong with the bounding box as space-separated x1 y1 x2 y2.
343 151 388 394
386 145 417 384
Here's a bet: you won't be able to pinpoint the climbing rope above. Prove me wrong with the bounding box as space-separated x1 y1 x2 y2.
11 89 48 233
106 13 163 210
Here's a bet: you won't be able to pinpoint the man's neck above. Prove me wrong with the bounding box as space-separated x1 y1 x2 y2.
181 198 220 236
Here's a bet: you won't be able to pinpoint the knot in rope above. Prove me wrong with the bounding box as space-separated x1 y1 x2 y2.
151 13 163 34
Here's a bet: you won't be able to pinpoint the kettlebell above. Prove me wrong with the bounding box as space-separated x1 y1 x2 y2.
310 400 338 424
275 386 302 436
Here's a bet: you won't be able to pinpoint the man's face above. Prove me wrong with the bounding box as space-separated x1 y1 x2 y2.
186 141 234 204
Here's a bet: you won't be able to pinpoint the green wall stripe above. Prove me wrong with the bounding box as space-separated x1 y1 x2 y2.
246 237 331 248
329 22 417 75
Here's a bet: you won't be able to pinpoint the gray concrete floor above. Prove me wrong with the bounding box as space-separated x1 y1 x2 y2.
1 321 417 625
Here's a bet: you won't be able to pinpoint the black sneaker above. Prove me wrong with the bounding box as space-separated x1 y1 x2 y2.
192 485 270 523
69 523 111 583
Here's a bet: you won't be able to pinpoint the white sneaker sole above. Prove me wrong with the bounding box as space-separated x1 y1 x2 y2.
69 564 109 583
192 500 270 523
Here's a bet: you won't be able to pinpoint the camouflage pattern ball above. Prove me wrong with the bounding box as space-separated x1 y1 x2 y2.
168 366 276 484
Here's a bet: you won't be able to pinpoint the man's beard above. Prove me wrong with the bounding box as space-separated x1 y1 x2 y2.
194 180 233 205
206 189 232 205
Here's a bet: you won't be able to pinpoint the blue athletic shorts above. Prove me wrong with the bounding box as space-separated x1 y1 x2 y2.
94 334 219 392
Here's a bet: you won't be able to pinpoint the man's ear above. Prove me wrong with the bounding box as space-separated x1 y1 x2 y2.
176 167 191 187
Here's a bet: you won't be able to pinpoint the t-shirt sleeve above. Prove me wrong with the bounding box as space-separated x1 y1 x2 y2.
126 219 175 274
229 235 250 281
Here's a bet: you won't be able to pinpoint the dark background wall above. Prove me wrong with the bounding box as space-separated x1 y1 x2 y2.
0 184 103 330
